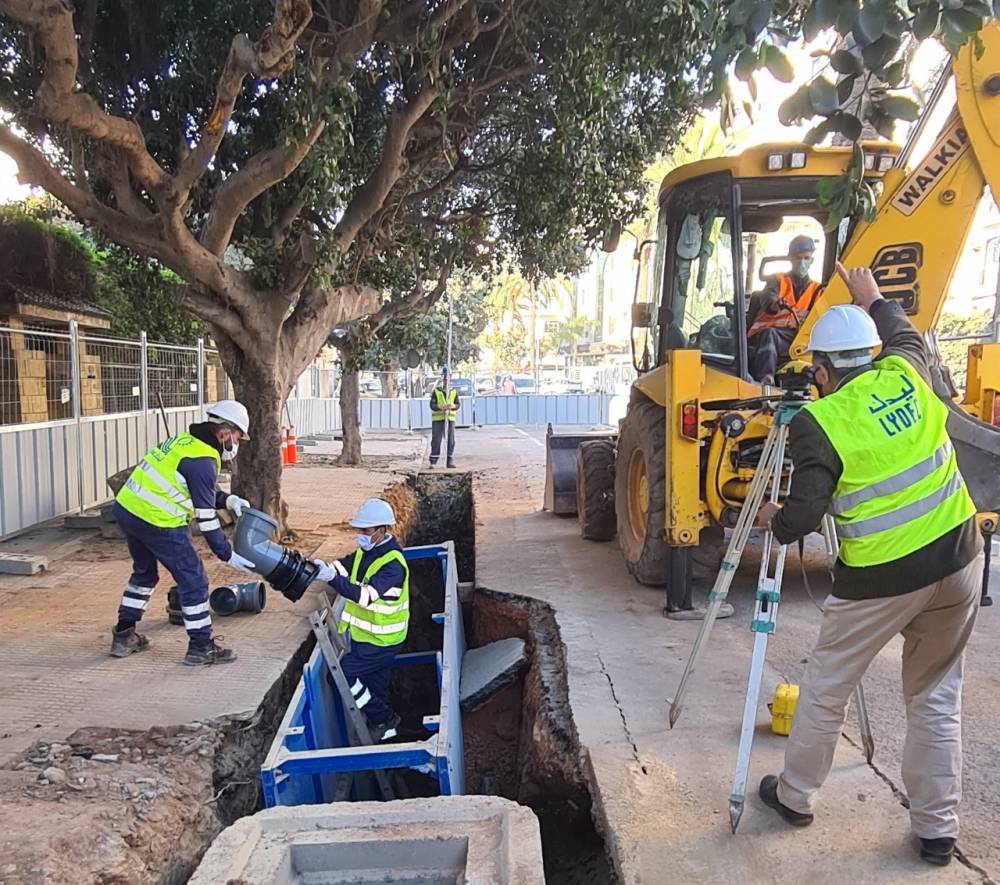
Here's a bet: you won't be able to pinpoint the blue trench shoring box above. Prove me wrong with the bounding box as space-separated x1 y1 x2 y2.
260 542 466 807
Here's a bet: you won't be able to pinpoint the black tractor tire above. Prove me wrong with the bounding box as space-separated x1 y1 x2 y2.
615 399 727 587
577 439 616 541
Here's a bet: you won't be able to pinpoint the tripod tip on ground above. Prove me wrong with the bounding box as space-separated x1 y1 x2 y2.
863 736 875 765
729 799 744 834
668 702 681 729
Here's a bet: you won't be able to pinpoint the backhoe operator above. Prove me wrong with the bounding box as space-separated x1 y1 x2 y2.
755 262 980 868
747 235 822 384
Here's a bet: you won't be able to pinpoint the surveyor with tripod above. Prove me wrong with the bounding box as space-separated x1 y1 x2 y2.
754 263 981 867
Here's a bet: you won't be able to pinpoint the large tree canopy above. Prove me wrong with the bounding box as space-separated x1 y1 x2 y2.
0 0 993 518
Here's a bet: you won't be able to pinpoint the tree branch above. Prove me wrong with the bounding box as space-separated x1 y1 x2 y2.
0 0 168 194
201 118 326 256
172 0 313 203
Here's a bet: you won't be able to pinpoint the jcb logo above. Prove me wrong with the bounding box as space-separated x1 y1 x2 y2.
870 243 921 314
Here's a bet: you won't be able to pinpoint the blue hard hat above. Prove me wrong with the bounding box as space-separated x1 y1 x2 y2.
441 365 449 374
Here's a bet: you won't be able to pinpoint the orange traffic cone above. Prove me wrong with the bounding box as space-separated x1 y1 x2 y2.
280 427 289 467
287 426 298 466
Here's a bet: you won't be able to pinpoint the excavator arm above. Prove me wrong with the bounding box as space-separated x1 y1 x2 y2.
791 22 1000 512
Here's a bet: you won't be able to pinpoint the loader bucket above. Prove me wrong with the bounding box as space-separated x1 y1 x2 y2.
543 425 617 515
947 402 1000 513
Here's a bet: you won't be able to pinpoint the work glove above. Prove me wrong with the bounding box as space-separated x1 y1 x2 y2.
226 551 257 574
312 559 335 584
226 495 250 517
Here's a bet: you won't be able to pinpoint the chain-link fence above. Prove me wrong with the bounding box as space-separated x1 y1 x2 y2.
0 323 231 427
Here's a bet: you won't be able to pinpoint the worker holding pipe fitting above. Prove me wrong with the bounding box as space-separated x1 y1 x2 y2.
312 498 410 742
110 400 255 667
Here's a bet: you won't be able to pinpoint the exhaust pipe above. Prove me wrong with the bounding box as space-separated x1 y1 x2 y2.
233 508 320 603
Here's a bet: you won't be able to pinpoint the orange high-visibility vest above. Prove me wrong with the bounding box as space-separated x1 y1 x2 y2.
748 275 821 338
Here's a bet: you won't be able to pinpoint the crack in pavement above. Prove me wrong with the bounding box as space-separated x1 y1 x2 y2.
594 647 648 775
841 731 996 884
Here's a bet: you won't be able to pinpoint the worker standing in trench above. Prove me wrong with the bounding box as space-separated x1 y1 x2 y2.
312 498 410 742
110 401 256 666
754 263 981 867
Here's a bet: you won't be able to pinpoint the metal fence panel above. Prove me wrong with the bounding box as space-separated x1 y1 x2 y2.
147 342 199 409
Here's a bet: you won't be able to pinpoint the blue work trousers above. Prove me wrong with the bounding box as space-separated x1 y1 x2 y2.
337 637 400 728
114 503 212 643
430 420 455 464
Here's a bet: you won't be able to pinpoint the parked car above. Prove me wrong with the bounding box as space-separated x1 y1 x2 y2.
510 374 536 394
540 379 584 395
449 378 473 397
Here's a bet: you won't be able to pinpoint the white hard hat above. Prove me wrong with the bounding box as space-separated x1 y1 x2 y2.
350 498 396 528
806 305 880 362
206 400 251 438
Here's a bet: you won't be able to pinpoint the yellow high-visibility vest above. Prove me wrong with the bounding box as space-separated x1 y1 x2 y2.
338 548 410 647
804 355 975 567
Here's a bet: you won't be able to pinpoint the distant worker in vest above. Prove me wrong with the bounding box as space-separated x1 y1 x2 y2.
747 234 823 384
755 262 980 868
429 365 458 468
312 498 409 742
110 401 256 666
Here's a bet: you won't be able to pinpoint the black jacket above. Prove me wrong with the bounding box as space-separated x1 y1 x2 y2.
771 299 980 599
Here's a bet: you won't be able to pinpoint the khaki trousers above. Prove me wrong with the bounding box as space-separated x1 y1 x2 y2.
777 558 980 838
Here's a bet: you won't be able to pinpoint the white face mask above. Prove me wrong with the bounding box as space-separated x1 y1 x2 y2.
221 441 239 462
357 534 374 551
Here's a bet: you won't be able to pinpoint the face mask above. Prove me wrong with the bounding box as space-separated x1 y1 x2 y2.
221 441 239 462
792 258 812 278
357 534 375 551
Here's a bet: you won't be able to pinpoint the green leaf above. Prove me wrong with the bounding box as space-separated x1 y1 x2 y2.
764 44 795 82
830 48 864 74
972 33 986 60
877 94 921 121
856 2 887 43
803 2 826 41
747 0 771 36
809 76 839 114
814 0 841 29
735 46 759 81
835 0 860 34
777 86 811 124
882 59 906 87
803 118 834 145
837 74 858 103
837 111 864 140
849 143 865 183
862 34 901 71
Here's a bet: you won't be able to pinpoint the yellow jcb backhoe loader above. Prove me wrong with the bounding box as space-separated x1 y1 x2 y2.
548 22 1000 611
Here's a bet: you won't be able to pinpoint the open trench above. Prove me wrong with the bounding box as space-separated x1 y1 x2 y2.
1 471 614 885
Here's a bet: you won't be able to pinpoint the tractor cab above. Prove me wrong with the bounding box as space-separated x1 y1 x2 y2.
630 143 900 390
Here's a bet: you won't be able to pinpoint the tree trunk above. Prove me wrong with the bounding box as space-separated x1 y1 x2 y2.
338 369 362 465
224 353 290 534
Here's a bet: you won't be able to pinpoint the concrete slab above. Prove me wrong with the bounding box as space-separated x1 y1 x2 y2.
0 553 47 575
467 426 991 885
61 515 104 530
189 797 544 885
460 637 528 712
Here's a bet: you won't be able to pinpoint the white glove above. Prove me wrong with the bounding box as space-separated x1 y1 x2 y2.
312 559 335 584
226 495 250 517
227 551 257 574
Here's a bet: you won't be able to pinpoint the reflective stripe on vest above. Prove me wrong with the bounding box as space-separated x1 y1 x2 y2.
804 355 975 567
748 276 821 337
432 387 458 421
338 547 410 647
115 434 221 529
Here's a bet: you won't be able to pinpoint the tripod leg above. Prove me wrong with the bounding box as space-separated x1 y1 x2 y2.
668 426 783 729
730 626 771 832
853 682 875 764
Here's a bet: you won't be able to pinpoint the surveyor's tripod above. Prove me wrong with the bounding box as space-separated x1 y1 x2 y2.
667 391 874 833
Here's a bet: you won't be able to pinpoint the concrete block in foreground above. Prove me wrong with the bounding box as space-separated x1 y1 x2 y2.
0 553 47 575
189 796 544 885
63 514 104 530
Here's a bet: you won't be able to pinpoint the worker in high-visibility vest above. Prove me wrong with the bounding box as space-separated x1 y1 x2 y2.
429 365 458 468
747 234 823 384
755 263 980 868
111 400 255 666
313 498 409 742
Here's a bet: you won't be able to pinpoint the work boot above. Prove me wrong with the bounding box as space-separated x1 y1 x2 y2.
758 775 813 827
446 460 456 469
370 711 401 743
665 602 734 621
919 837 956 866
183 636 237 667
110 625 149 658
428 461 436 469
